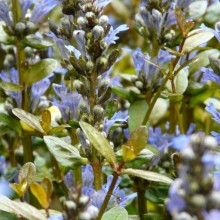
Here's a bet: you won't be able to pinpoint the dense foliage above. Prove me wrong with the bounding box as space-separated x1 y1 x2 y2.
0 0 220 219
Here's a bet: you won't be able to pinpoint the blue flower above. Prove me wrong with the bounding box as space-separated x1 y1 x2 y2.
0 68 21 107
205 103 220 124
0 156 6 176
203 210 220 220
52 83 82 122
20 0 34 19
103 110 128 135
94 0 112 9
0 1 13 26
177 0 195 8
172 135 190 151
200 67 220 85
30 0 60 24
201 22 220 42
47 214 63 220
103 24 129 49
166 179 186 214
0 180 13 197
31 77 51 112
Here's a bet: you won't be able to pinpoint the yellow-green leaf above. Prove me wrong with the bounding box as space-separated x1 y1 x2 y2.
0 195 46 220
18 162 36 186
79 121 117 168
30 182 49 209
121 168 173 185
12 108 45 134
1 82 23 92
10 181 27 198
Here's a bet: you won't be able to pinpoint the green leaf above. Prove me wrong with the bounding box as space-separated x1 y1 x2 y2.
123 126 148 162
79 121 117 168
189 88 215 107
146 184 169 204
101 207 128 220
48 125 70 135
0 210 19 220
24 35 53 49
43 136 88 171
1 82 23 92
209 56 220 74
0 113 21 134
121 168 173 184
0 195 46 220
12 108 45 134
128 100 148 133
182 29 214 53
18 162 36 186
23 59 58 86
30 182 49 209
189 0 207 19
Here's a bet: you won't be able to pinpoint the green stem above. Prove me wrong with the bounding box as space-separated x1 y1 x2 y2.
89 72 103 190
12 0 34 163
97 172 119 220
69 129 82 186
143 75 170 125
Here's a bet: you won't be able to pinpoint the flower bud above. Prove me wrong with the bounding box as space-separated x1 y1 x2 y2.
79 195 89 205
94 105 104 122
190 194 206 209
99 15 109 27
86 61 94 72
64 201 76 210
26 21 37 34
77 16 88 28
92 25 104 40
15 22 26 33
135 81 143 89
204 136 217 150
208 191 220 208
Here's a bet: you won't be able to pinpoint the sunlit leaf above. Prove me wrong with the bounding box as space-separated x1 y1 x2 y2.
209 56 220 74
23 59 58 86
79 121 117 168
43 136 88 171
10 181 27 198
182 29 214 53
123 126 148 162
30 182 49 209
24 35 53 49
0 195 46 220
48 125 70 135
12 108 45 134
101 207 128 220
128 100 148 133
40 110 51 133
121 168 173 184
0 113 21 134
1 82 23 92
18 162 36 186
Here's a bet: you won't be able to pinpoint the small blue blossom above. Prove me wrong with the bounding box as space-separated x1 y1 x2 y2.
166 179 186 214
0 180 13 197
94 0 112 9
20 0 34 19
103 110 128 135
0 1 13 26
0 68 21 107
177 0 195 8
172 135 190 151
201 22 220 42
73 30 86 56
31 77 51 112
205 103 220 124
200 67 220 85
103 24 129 48
203 210 220 220
52 83 82 122
0 156 6 176
47 214 63 220
30 0 60 24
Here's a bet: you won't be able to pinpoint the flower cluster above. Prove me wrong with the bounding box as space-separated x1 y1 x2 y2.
167 133 220 219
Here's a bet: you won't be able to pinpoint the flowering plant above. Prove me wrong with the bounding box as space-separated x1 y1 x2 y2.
0 0 220 219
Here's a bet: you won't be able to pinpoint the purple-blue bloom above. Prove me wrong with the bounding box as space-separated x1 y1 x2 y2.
30 0 60 24
205 103 220 124
103 110 128 135
0 1 13 26
47 214 63 220
52 83 82 122
103 24 129 48
203 210 220 220
201 22 220 42
94 0 112 9
0 156 6 176
200 67 220 85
